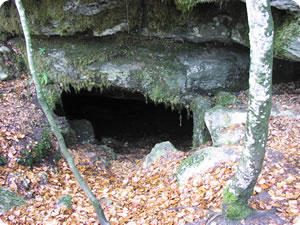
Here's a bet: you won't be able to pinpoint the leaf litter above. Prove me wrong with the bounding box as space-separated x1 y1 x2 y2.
0 76 299 224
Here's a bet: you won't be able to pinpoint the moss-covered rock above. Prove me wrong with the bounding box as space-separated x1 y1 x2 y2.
176 146 242 186
56 194 72 209
215 91 239 106
1 0 300 62
0 188 26 215
18 128 51 166
0 45 25 81
174 0 217 13
274 14 300 61
191 96 211 147
0 156 8 166
0 0 141 37
13 35 250 106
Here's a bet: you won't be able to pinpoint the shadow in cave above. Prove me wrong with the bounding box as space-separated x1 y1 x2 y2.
56 87 193 154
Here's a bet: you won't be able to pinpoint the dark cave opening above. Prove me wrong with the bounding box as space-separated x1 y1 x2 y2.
56 87 193 153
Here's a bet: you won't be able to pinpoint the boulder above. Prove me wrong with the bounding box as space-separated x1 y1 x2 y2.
0 44 24 81
204 103 300 147
191 96 211 147
204 106 247 147
143 141 178 167
56 194 72 209
177 146 242 186
69 119 96 145
0 65 9 81
55 116 77 146
0 188 25 215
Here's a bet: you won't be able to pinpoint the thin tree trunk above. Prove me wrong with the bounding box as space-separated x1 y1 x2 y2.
14 1 110 224
222 0 274 221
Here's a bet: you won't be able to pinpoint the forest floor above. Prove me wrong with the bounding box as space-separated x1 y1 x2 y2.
0 76 299 225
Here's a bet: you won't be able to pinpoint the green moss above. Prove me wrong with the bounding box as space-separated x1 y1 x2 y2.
215 91 239 106
174 0 217 12
18 128 51 166
273 13 300 57
43 85 62 110
222 187 252 220
176 150 206 185
0 0 141 36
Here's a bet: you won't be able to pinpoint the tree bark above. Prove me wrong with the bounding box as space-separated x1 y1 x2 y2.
222 0 274 221
14 0 110 224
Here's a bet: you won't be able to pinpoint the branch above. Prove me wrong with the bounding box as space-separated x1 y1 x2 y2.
14 0 110 224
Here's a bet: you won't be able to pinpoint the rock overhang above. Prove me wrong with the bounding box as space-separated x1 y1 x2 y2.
14 35 250 108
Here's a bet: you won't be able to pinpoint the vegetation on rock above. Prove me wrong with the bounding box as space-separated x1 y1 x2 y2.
18 128 51 166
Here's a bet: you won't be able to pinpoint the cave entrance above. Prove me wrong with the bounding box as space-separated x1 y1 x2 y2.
56 87 193 154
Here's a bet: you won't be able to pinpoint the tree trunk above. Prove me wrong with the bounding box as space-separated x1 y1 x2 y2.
222 0 274 221
14 0 110 224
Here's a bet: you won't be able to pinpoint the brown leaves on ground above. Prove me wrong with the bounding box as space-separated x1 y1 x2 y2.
0 77 299 224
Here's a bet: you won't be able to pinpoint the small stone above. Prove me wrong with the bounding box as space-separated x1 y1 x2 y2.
0 46 11 53
56 194 72 209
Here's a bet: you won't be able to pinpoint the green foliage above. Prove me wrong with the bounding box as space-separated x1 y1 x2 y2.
222 187 252 220
18 128 51 166
30 72 50 86
174 0 217 12
44 88 60 110
0 156 8 166
38 72 50 86
39 47 46 56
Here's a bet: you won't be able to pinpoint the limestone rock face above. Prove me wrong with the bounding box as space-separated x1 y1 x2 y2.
18 36 250 102
0 0 140 37
270 0 300 12
1 0 300 62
